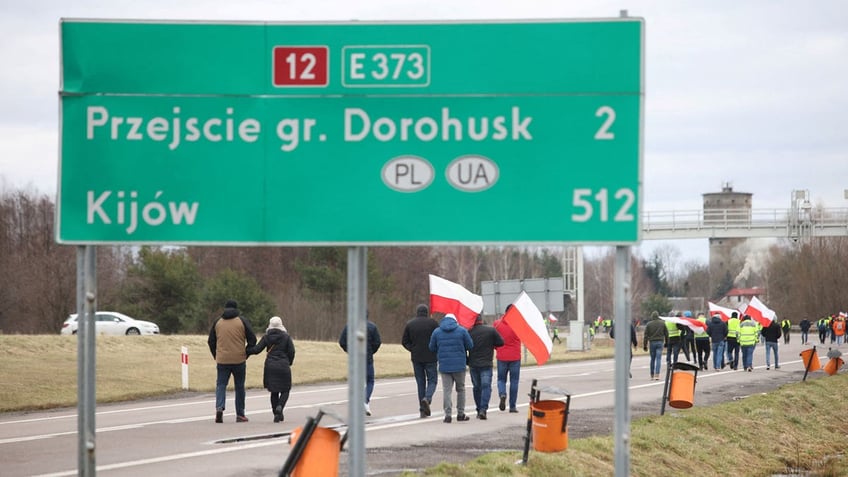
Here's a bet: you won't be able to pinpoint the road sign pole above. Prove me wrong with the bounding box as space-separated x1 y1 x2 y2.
77 245 97 476
613 245 631 477
346 246 368 477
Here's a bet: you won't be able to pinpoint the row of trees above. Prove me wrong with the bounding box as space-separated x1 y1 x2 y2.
2 187 845 340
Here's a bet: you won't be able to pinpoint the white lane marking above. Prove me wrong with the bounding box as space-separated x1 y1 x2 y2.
0 385 351 425
32 439 282 477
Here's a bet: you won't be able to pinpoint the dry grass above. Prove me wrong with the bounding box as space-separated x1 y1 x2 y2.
0 335 613 412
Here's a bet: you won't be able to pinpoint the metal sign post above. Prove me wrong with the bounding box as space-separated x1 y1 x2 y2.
613 245 631 477
346 247 368 477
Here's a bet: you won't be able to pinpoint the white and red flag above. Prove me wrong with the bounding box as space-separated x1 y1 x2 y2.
548 314 558 322
503 291 553 365
660 315 708 334
743 296 776 327
428 274 483 329
708 302 739 322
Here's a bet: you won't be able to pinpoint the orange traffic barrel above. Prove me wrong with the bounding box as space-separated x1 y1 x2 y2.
531 400 568 452
800 348 821 372
823 357 844 376
669 362 699 409
290 426 341 477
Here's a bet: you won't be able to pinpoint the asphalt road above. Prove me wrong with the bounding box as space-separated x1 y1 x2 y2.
0 336 835 476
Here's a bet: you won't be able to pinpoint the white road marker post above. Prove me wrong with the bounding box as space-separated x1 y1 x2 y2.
181 346 189 390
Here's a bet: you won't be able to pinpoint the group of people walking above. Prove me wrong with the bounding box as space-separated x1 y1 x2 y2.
404 305 523 423
207 299 527 425
642 310 788 380
207 300 295 423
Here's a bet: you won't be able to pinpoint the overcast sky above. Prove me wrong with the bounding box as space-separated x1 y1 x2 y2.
1 1 846 265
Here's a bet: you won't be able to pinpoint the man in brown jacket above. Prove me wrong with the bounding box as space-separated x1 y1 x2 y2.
208 300 257 423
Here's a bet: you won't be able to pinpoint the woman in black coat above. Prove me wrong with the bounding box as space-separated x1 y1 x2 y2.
248 316 295 422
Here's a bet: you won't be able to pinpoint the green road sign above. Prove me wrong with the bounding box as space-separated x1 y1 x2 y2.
58 19 644 245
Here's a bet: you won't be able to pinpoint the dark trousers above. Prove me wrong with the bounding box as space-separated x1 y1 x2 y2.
412 360 438 408
726 339 740 370
696 338 711 369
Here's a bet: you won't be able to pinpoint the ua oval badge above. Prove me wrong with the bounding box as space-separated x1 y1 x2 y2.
446 155 499 192
381 156 434 192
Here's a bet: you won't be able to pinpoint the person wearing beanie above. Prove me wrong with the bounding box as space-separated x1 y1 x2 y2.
248 316 296 422
402 304 439 418
429 313 474 423
339 313 382 416
468 314 504 419
208 299 257 423
642 311 668 381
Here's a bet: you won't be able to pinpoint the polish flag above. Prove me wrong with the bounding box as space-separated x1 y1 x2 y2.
743 296 776 327
548 314 558 322
708 302 739 322
660 315 708 334
428 274 483 329
503 291 553 365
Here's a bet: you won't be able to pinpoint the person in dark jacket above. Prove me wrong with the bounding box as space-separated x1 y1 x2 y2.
208 299 257 423
706 314 728 370
799 318 812 345
642 311 668 381
402 304 439 418
761 319 782 370
429 313 473 423
468 314 504 420
339 316 382 416
248 316 295 422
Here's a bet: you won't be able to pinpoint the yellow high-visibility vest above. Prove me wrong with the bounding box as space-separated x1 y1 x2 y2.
727 318 740 340
695 316 709 339
665 320 681 338
739 322 759 346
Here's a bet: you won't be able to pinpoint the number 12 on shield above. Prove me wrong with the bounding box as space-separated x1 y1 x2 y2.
272 46 329 87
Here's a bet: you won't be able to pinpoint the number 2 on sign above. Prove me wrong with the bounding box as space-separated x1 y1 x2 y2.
594 106 615 140
572 188 635 222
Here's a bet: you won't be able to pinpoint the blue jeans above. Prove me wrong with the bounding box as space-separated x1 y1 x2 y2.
412 360 438 408
216 362 246 416
366 360 375 403
741 345 755 370
711 341 726 369
800 330 809 344
765 341 779 367
649 340 664 376
469 366 494 412
497 360 521 410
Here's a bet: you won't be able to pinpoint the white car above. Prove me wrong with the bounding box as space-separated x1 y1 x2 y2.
60 311 160 336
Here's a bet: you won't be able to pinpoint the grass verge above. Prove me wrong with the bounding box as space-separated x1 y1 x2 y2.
0 335 613 412
404 374 848 477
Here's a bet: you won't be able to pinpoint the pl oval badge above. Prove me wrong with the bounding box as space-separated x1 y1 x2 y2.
381 156 434 192
446 155 499 192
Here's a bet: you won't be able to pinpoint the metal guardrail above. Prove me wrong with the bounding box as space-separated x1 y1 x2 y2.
641 208 848 240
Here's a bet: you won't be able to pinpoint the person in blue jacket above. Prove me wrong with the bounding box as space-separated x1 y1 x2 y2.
429 313 474 423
